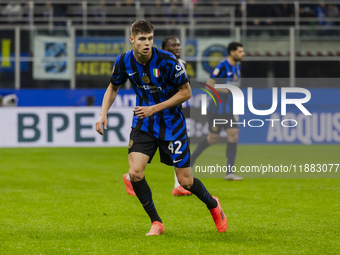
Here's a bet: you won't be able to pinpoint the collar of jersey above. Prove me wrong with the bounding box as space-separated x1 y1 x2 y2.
226 59 238 69
132 47 155 67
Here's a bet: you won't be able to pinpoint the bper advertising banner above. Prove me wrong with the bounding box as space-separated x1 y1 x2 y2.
0 107 133 147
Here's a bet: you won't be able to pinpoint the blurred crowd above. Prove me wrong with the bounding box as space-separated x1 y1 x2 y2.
0 1 339 30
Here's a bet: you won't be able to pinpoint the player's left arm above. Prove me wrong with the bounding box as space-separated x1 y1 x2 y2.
133 82 191 119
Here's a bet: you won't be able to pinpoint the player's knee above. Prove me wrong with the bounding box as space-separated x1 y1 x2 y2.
207 135 219 145
227 129 239 142
128 169 144 182
178 177 193 190
228 133 238 143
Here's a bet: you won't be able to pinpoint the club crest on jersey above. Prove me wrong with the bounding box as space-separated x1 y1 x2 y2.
153 69 160 78
142 75 150 84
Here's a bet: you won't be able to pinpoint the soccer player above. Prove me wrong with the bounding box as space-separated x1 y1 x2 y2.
162 36 186 73
191 42 245 181
96 20 227 235
123 36 191 197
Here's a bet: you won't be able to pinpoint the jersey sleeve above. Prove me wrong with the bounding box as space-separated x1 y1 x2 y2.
110 55 128 86
237 64 241 73
169 58 189 88
178 58 187 73
210 61 225 79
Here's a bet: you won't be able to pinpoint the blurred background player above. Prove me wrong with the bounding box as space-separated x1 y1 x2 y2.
123 35 192 196
162 36 186 72
191 42 245 181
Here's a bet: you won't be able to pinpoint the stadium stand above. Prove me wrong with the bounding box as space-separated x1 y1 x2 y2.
0 0 340 88
0 1 339 28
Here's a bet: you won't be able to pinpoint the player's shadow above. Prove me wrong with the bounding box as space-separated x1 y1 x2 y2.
163 226 277 246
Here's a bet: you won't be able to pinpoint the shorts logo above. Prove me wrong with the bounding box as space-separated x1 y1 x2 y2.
128 139 133 149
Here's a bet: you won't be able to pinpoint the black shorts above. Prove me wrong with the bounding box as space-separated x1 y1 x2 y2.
208 113 239 134
128 128 190 168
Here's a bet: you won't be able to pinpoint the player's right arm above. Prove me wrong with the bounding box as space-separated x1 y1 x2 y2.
96 83 120 135
96 54 127 135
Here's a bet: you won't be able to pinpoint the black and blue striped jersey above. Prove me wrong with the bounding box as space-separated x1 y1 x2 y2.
208 59 241 115
111 47 189 141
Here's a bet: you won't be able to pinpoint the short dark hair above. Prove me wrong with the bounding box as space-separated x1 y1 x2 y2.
227 42 243 54
130 20 154 36
161 36 178 50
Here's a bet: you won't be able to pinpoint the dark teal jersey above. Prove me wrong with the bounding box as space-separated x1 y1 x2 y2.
111 47 189 141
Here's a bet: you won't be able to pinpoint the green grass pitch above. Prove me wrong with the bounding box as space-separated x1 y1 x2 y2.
0 145 339 255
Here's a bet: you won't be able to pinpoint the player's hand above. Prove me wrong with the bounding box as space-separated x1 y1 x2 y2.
95 114 107 135
133 106 156 119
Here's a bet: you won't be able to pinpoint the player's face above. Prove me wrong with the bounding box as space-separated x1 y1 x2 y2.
164 38 181 58
231 47 245 62
130 32 154 56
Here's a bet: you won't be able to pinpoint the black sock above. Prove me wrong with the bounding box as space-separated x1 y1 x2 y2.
226 142 237 173
131 177 162 223
189 178 217 210
191 137 210 165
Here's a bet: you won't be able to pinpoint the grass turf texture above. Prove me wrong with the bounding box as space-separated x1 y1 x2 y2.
0 145 339 255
